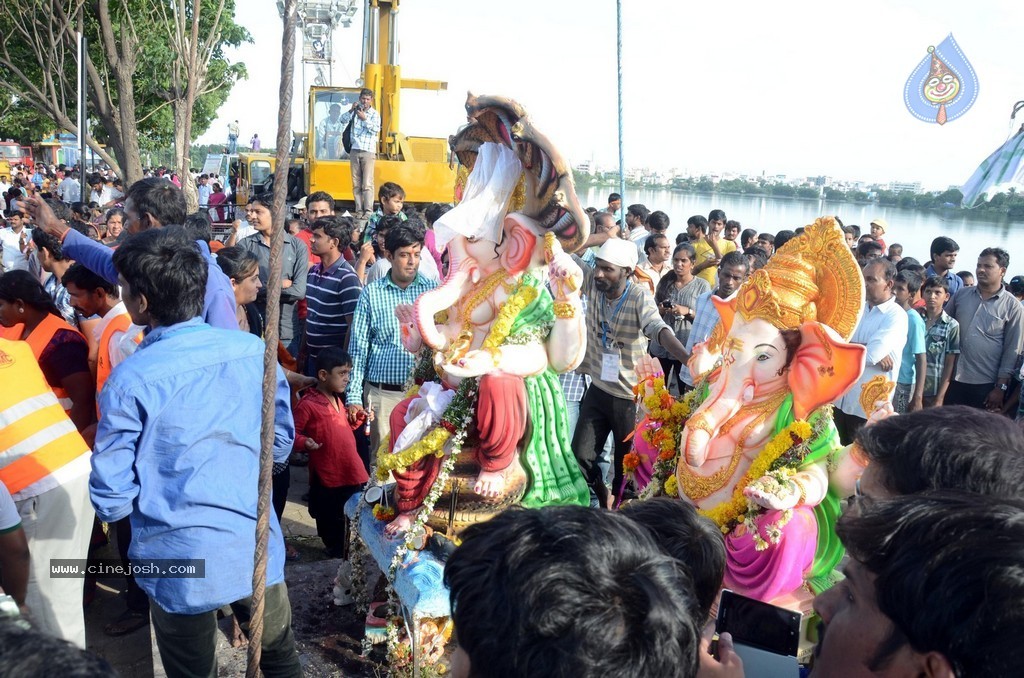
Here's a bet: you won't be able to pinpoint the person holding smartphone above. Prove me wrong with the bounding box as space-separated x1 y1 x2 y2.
338 88 382 219
651 242 710 393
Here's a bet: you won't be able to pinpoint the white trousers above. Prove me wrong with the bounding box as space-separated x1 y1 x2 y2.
16 471 95 648
363 382 405 465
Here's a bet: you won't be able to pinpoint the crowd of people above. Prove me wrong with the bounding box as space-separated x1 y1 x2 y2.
1 168 1023 677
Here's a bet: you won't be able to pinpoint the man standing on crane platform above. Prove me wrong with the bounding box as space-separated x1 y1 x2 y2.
338 88 381 219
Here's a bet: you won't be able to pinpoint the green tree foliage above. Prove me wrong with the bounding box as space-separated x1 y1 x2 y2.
937 188 963 206
897 192 916 209
0 1 249 181
876 190 898 206
0 93 54 141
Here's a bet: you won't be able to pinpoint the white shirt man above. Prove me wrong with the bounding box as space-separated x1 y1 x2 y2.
57 175 81 203
197 177 212 207
89 184 115 207
365 248 441 284
0 213 31 272
635 234 671 293
834 259 908 444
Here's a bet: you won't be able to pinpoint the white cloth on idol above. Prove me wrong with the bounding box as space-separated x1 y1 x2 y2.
433 142 522 249
392 381 456 454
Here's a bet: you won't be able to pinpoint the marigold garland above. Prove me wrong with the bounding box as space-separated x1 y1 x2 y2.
628 375 701 499
372 504 397 521
377 279 537 481
696 419 812 533
483 282 538 350
375 379 477 480
664 474 679 497
376 428 451 481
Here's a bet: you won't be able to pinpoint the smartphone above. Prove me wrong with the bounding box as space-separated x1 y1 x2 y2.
716 589 801 657
661 300 673 309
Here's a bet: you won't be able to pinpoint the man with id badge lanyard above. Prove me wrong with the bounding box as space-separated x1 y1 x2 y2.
572 239 689 508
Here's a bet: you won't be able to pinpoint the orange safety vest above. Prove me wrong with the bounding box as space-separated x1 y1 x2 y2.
96 312 139 399
0 314 85 414
0 339 90 496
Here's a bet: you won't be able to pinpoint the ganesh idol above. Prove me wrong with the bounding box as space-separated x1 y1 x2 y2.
375 94 592 536
633 217 867 602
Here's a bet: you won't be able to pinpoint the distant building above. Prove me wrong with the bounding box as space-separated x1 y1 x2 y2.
574 159 596 176
889 180 922 194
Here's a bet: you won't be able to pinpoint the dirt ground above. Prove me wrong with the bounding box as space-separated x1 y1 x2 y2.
83 464 389 677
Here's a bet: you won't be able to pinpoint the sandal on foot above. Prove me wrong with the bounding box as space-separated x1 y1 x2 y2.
104 609 149 637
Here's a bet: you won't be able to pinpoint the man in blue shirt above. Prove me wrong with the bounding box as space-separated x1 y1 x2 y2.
925 236 962 305
25 178 238 330
90 228 301 677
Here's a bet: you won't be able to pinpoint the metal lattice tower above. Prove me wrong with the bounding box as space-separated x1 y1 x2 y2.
278 0 360 123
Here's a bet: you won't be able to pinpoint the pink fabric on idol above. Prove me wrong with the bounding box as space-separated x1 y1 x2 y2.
723 505 818 602
617 419 658 505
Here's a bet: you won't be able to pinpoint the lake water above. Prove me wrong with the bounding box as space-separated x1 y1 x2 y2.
582 187 1024 273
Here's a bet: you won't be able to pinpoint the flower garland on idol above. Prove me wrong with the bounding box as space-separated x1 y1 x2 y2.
364 277 539 668
630 373 705 501
627 368 825 547
374 279 537 481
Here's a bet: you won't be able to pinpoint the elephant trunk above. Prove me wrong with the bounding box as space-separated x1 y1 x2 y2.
414 261 476 351
680 371 751 468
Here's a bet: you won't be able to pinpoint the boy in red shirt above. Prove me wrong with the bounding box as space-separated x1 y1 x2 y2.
293 348 369 558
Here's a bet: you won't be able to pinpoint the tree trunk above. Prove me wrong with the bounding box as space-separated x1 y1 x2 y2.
177 0 201 211
113 70 144 185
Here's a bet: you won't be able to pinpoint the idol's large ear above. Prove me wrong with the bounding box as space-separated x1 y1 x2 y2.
788 322 866 420
498 214 539 275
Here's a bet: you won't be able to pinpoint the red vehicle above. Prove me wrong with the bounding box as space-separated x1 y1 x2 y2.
0 141 33 170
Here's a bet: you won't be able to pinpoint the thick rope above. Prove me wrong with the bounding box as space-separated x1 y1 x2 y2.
247 1 296 675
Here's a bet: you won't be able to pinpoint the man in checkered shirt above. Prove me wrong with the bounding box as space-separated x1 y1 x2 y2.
338 89 382 219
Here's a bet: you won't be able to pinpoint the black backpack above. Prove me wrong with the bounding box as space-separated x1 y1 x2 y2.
342 114 355 155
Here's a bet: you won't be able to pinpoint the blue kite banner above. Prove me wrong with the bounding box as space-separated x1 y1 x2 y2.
903 34 978 125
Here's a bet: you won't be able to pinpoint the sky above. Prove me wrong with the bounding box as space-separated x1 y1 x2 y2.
199 0 1024 191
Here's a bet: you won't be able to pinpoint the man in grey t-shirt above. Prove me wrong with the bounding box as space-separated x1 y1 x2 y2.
944 247 1024 411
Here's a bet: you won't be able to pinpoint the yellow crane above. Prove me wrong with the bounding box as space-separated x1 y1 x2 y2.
295 0 455 206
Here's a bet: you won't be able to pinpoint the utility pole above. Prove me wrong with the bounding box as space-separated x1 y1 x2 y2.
616 0 625 209
77 9 88 173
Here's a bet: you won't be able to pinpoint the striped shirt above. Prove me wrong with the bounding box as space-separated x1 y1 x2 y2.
347 272 437 405
575 256 671 400
305 256 362 358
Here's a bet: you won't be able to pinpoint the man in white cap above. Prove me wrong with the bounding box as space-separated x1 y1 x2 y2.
572 237 689 508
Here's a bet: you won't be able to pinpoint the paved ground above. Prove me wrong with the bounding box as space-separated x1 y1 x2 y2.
83 464 387 677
